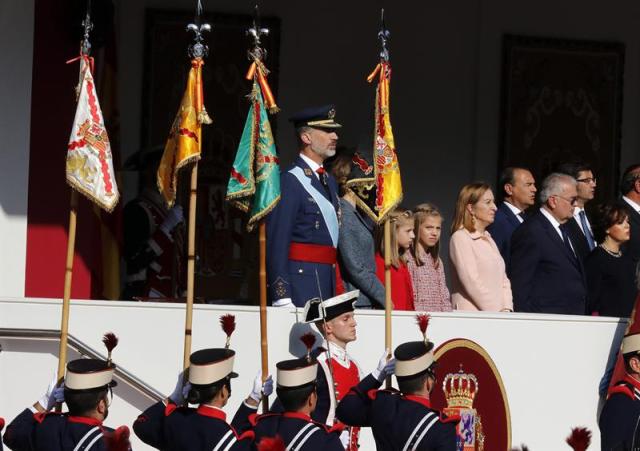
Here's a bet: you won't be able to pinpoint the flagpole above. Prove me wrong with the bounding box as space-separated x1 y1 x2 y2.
57 0 93 384
179 1 212 371
182 163 199 369
259 222 269 411
383 219 392 387
57 190 79 381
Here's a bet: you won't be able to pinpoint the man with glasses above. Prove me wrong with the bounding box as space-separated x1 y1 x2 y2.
557 162 598 263
3 358 131 450
509 173 587 314
620 164 640 264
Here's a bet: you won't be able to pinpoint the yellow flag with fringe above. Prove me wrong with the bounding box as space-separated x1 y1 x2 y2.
157 58 212 207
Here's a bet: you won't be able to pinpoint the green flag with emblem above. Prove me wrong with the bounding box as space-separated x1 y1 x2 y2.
226 80 280 230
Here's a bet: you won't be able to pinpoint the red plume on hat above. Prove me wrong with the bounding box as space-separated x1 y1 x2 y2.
566 427 591 451
300 332 316 362
257 435 286 451
220 314 236 349
415 314 430 345
102 332 119 366
104 425 131 451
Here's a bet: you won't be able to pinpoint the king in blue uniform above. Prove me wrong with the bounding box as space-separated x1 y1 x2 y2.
336 320 458 450
600 332 640 450
267 105 343 307
3 358 131 451
133 347 272 450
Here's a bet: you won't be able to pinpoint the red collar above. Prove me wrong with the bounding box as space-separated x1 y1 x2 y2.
68 416 103 427
624 374 640 391
283 412 312 421
404 395 432 409
196 405 227 421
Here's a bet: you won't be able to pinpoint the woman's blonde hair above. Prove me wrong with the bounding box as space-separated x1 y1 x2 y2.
451 182 492 234
375 208 414 269
410 203 443 268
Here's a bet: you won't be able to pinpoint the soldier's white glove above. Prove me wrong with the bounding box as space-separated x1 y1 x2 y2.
339 430 350 448
168 371 191 405
273 298 295 308
160 205 184 235
249 370 274 403
36 372 65 412
371 349 396 382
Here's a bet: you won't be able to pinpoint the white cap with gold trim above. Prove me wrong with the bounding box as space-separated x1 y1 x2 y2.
65 359 116 391
188 348 238 386
622 333 640 355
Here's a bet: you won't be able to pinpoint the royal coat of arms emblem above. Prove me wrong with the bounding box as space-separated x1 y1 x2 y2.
443 366 485 451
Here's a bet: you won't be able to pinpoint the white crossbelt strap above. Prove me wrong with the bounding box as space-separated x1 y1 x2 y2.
212 430 235 451
286 422 318 451
402 412 436 451
289 166 339 247
411 416 439 451
84 432 105 450
72 426 101 451
292 426 320 451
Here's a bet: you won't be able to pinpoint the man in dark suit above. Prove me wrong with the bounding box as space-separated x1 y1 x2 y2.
621 163 640 264
266 105 343 307
509 173 587 315
557 162 597 264
487 167 536 264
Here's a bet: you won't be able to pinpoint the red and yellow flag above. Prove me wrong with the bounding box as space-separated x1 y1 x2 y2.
367 60 402 222
66 56 119 212
157 58 212 207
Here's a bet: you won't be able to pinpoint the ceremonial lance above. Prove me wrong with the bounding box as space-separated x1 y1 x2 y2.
368 9 403 387
59 0 120 384
163 0 213 371
225 4 281 411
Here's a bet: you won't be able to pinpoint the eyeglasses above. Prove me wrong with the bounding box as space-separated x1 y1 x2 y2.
553 195 578 206
576 177 597 184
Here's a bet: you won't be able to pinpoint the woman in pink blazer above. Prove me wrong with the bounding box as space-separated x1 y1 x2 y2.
449 183 513 312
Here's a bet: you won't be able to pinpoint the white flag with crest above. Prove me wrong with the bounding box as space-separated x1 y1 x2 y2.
66 57 119 212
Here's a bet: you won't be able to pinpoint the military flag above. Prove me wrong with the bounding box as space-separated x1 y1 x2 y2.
157 58 212 207
66 56 119 212
365 59 402 223
225 58 280 231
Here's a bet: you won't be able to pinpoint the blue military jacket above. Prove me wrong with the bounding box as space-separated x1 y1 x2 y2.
266 156 341 306
336 381 458 450
133 400 255 450
599 375 640 451
3 408 129 451
246 412 344 451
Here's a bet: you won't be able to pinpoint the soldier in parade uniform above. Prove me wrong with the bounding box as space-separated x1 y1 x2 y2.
239 344 345 450
3 358 131 451
599 332 640 450
133 347 273 450
300 290 395 450
122 148 185 300
336 317 458 450
266 105 343 308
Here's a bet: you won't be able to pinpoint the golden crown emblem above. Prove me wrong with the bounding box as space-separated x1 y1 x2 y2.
443 365 479 409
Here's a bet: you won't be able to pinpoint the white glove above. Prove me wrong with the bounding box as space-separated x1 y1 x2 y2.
273 298 295 308
371 349 396 382
339 430 350 448
37 372 65 411
249 370 274 403
168 371 191 405
160 205 184 235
